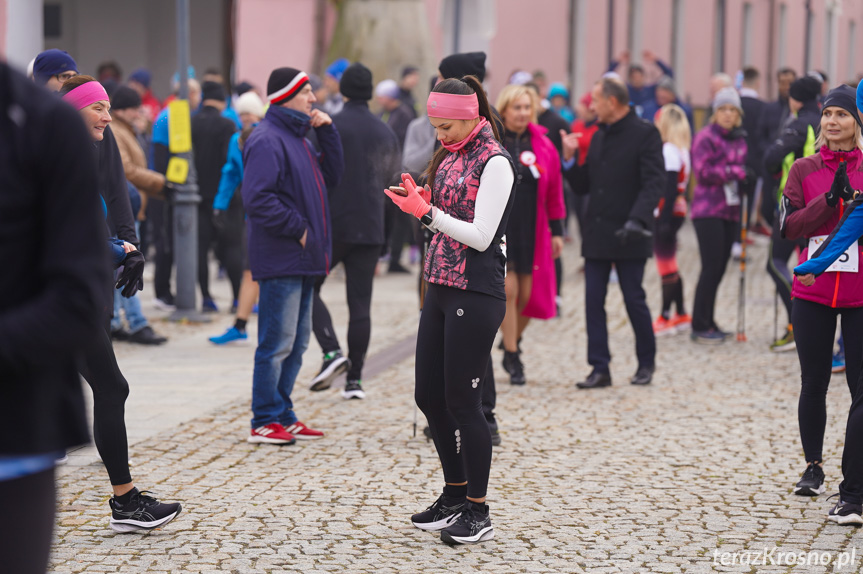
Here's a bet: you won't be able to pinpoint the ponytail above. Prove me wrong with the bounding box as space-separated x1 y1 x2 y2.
422 75 497 184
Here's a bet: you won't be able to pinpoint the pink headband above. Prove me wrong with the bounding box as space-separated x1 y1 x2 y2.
427 92 479 120
62 81 110 111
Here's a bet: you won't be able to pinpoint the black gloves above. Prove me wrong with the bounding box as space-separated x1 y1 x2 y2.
615 219 653 244
826 162 854 207
161 181 177 202
115 250 145 298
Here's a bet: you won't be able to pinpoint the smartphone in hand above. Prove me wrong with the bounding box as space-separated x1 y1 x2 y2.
388 186 408 197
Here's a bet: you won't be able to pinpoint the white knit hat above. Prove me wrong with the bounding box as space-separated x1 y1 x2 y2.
713 87 743 114
234 91 265 118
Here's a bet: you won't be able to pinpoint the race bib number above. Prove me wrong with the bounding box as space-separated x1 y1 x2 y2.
808 235 858 273
723 181 740 206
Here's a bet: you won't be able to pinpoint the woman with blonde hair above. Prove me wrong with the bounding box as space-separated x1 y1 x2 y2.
652 104 692 335
494 83 565 385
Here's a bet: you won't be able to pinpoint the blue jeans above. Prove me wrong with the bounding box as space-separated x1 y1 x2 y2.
250 276 315 428
111 287 149 333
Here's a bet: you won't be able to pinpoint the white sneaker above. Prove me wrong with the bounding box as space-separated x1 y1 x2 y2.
343 380 366 400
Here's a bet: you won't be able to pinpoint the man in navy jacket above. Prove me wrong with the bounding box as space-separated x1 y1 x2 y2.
241 67 344 445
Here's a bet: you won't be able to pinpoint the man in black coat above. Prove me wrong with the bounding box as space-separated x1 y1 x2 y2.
756 67 797 225
740 67 765 232
0 61 108 574
562 76 664 389
309 63 401 400
192 81 237 312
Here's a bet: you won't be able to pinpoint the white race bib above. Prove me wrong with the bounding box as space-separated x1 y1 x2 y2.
723 181 740 206
808 235 858 273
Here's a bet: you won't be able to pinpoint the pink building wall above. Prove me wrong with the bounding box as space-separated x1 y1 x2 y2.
230 0 863 110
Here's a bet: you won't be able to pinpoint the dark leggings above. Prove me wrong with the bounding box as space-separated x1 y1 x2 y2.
0 468 55 574
198 204 215 301
692 218 737 332
415 284 506 500
654 217 685 318
312 242 380 381
220 196 246 302
791 298 863 463
840 375 863 503
766 215 802 325
79 326 132 485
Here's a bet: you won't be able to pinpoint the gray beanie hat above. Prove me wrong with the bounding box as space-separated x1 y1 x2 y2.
713 87 743 114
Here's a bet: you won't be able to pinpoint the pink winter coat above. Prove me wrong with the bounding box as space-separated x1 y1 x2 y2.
521 123 566 319
784 147 863 308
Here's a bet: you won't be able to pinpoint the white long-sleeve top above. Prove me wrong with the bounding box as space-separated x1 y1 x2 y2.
426 155 514 251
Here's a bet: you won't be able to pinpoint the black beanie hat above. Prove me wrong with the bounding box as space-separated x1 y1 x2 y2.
201 81 226 102
438 52 487 82
340 63 373 101
822 84 863 129
111 85 142 110
267 67 310 105
789 76 822 103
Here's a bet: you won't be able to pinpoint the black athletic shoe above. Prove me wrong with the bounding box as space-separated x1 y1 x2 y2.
423 425 433 440
502 351 526 385
109 489 182 533
440 500 494 545
411 494 465 531
309 350 351 391
794 462 826 496
827 494 863 525
490 427 502 447
342 379 366 400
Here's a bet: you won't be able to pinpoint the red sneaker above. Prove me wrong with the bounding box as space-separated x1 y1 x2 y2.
653 316 676 336
669 313 692 330
248 423 296 445
284 421 324 440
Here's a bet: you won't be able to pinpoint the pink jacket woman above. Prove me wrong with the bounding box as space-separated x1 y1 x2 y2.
521 123 566 319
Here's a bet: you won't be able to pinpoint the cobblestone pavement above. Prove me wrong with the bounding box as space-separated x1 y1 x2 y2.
49 224 863 573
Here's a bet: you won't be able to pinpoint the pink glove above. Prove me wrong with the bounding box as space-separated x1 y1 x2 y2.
402 173 432 204
385 180 431 219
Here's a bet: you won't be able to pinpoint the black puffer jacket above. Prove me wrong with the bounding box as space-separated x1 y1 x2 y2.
565 110 664 260
0 62 108 455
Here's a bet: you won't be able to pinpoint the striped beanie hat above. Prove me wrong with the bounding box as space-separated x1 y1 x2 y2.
267 67 310 105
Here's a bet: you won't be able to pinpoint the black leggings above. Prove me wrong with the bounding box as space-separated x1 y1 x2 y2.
767 215 802 325
415 284 505 500
79 326 132 485
312 242 380 381
197 204 215 301
219 196 246 302
791 298 863 462
0 468 55 574
692 218 737 332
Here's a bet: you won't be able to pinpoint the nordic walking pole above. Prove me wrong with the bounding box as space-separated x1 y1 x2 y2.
737 194 748 342
773 289 779 344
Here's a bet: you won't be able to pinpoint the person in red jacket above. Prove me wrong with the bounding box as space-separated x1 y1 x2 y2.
780 85 863 505
495 83 565 385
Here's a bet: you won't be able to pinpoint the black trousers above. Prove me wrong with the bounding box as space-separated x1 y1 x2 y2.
197 203 215 301
792 298 863 463
841 374 863 503
415 284 505 499
218 196 246 302
692 218 737 332
0 468 55 574
79 326 132 486
153 200 174 300
584 258 655 373
313 242 381 381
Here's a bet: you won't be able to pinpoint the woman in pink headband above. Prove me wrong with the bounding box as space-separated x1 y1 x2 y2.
57 75 183 533
60 75 112 141
385 75 516 545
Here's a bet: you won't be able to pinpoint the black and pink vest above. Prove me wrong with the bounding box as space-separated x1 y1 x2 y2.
423 124 515 300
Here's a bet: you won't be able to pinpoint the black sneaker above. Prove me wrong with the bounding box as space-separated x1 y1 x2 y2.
502 351 526 385
342 379 366 400
309 350 351 391
490 427 502 447
411 494 465 531
794 462 826 496
423 425 433 440
109 489 182 533
440 500 494 545
827 494 863 525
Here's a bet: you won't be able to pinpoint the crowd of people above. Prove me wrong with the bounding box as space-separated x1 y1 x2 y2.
6 34 863 570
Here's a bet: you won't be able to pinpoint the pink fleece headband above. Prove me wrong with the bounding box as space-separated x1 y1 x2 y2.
63 81 110 111
427 92 479 120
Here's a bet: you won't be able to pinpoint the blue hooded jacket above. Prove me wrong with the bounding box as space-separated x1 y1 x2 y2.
241 106 344 280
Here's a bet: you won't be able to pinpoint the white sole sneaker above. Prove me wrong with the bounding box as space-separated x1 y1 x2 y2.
343 388 366 400
309 356 350 391
829 513 863 525
794 484 826 496
412 512 461 531
109 509 181 533
441 526 494 544
247 435 294 445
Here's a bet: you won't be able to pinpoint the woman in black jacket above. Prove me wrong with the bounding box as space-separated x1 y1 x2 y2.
60 76 182 533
